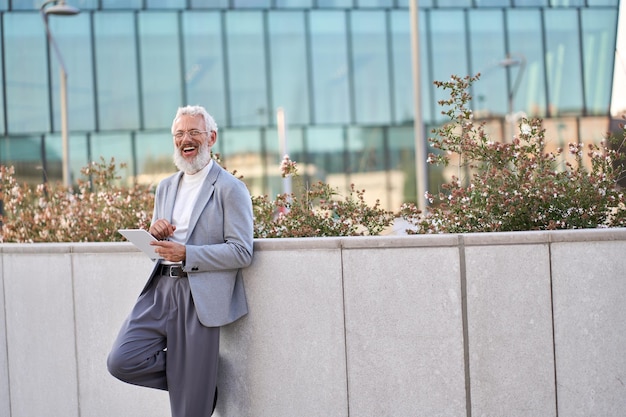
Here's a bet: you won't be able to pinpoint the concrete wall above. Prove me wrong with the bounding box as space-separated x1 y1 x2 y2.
1 229 625 417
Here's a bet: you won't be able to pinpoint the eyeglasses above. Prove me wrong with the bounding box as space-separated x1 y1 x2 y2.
173 129 209 139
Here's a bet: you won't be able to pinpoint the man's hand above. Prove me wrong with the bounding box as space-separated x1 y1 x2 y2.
150 240 186 263
150 219 176 240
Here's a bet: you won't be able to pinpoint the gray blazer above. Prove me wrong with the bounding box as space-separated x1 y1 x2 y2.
141 162 254 327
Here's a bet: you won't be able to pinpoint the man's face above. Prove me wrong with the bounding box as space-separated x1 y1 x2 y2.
172 114 216 174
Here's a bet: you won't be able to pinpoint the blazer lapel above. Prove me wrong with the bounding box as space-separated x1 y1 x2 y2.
185 162 220 242
164 172 183 222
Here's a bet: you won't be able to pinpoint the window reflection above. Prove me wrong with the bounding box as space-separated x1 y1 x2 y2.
225 12 269 127
94 13 141 129
351 11 391 124
309 11 351 124
268 12 311 125
544 9 583 116
138 12 182 129
182 12 227 125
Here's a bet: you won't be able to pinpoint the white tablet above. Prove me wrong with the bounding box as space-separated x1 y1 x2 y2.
118 229 163 260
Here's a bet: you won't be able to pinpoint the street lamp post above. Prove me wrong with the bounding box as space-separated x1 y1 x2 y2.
40 0 80 189
409 0 428 212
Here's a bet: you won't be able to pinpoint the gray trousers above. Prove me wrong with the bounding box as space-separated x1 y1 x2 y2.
107 272 220 417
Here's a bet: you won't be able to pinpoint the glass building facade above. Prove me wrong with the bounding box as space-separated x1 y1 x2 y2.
0 0 622 210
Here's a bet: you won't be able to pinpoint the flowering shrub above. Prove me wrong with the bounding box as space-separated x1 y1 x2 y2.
252 155 396 238
399 74 626 233
2 74 625 242
0 158 153 243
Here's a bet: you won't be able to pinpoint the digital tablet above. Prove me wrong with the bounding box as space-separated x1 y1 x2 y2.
118 229 163 260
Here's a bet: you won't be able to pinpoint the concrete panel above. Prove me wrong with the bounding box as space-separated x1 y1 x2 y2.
0 253 10 417
342 246 466 416
72 251 169 417
3 251 79 417
465 243 556 417
218 247 348 417
551 240 626 417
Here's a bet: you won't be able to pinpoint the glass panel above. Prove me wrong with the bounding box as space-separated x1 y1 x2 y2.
0 136 44 184
72 0 99 10
309 11 351 124
475 0 511 5
436 0 472 6
190 0 229 8
135 131 177 184
138 12 182 129
390 11 424 125
306 127 347 193
5 13 48 134
182 12 227 125
275 0 314 7
512 0 547 6
317 0 354 7
101 0 142 9
265 126 306 197
218 128 264 195
45 133 89 184
347 127 391 208
544 9 583 116
468 10 508 121
49 13 95 133
429 10 469 124
506 9 547 118
94 13 140 130
351 11 391 124
388 126 416 205
233 0 272 7
268 12 310 125
357 0 393 7
581 9 618 116
587 0 619 5
549 0 584 6
225 12 269 127
90 132 135 182
146 0 187 8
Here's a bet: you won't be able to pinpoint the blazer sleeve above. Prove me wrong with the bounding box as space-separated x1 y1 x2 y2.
184 175 254 272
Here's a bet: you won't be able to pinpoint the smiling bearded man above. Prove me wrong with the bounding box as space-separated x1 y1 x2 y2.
107 105 254 417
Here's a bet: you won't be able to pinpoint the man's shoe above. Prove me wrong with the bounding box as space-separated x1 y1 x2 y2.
212 386 218 415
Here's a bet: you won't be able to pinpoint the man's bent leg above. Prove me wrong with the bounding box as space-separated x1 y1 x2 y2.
107 275 169 390
165 276 220 417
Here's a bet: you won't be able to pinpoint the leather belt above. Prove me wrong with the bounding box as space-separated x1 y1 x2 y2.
159 264 187 278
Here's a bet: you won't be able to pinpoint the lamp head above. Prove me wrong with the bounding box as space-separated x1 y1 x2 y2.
41 0 80 16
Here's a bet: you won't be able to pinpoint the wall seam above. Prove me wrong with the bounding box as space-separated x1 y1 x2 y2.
70 252 82 417
459 235 472 417
340 243 351 417
548 241 560 417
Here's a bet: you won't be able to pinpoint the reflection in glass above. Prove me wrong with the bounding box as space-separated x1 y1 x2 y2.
351 11 391 124
468 10 507 120
89 132 134 182
544 9 583 116
390 11 420 125
309 11 351 124
506 9 547 118
94 13 141 130
135 132 177 184
268 12 310 125
581 9 618 116
429 10 469 124
219 128 264 195
182 12 227 124
138 12 182 129
225 12 269 127
5 14 48 134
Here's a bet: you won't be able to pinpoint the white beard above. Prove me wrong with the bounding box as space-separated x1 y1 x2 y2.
173 141 211 174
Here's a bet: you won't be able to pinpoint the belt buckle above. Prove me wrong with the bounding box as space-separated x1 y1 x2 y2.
169 266 179 277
